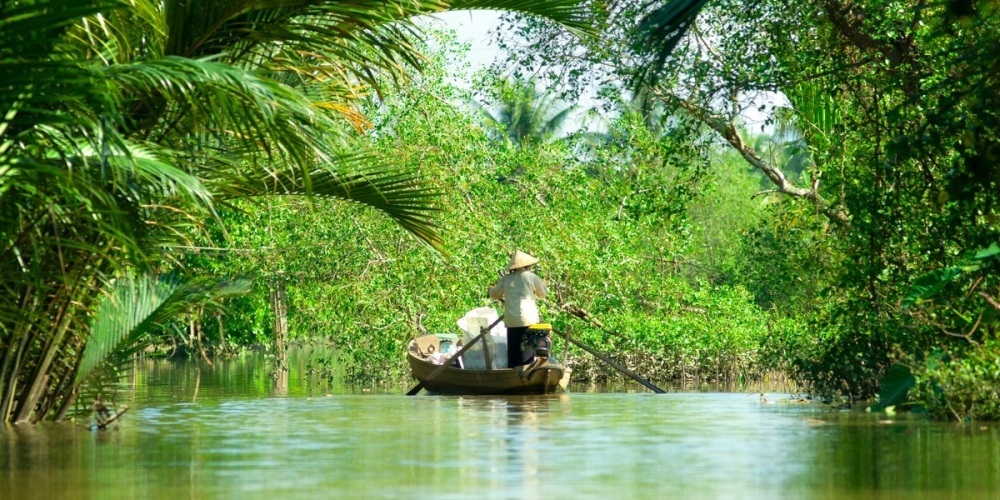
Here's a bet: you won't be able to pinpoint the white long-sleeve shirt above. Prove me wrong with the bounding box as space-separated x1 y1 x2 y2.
488 269 548 327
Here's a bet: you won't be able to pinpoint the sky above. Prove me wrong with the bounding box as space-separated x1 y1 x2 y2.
425 10 507 73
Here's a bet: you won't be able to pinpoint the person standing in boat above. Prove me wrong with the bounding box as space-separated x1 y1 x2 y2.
488 251 549 367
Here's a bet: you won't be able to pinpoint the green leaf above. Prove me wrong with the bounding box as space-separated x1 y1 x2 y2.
974 242 1000 260
901 266 962 308
218 158 445 253
869 365 915 412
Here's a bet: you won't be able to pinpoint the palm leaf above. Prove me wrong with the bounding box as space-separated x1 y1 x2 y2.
632 0 710 87
155 0 595 99
0 62 107 143
106 56 355 199
103 45 446 251
541 104 577 138
0 0 121 51
782 80 844 149
75 273 250 385
0 1 124 137
449 0 597 37
476 79 577 147
217 158 445 252
160 1 436 99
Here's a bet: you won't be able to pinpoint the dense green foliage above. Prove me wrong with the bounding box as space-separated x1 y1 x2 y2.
474 76 579 147
0 0 593 423
493 0 1000 419
192 44 777 385
5 0 999 423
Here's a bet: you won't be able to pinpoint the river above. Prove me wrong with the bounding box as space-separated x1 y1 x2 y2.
2 354 998 499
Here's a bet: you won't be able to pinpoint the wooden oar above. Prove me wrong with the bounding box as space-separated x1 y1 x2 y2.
558 329 666 394
405 315 504 396
545 296 665 393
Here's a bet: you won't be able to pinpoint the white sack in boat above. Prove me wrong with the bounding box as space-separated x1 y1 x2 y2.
456 307 506 338
456 307 507 369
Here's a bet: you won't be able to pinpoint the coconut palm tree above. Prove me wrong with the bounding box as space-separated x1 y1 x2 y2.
0 0 595 423
476 79 579 148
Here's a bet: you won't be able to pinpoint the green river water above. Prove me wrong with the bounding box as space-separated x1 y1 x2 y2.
2 354 999 500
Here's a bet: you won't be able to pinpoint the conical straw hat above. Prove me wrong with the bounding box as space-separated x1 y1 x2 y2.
507 250 539 271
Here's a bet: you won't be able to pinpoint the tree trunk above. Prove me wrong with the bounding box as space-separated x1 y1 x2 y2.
195 307 213 367
14 302 75 423
270 272 288 395
216 311 227 354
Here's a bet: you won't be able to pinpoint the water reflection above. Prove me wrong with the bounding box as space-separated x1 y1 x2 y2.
450 395 566 498
1 356 999 500
785 412 1000 499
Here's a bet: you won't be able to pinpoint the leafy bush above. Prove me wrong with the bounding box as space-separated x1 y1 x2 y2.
185 39 777 385
911 342 1000 421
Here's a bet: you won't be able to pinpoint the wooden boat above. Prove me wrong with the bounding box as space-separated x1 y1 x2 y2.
407 334 571 395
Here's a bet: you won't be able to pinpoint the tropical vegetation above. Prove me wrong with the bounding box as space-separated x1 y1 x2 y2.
0 0 592 423
4 0 1000 424
474 77 580 147
188 50 778 387
495 0 1000 419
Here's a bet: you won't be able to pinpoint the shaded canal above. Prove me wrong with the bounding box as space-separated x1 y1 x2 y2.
2 354 999 499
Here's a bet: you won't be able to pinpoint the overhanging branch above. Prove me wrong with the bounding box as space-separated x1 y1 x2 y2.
665 94 850 223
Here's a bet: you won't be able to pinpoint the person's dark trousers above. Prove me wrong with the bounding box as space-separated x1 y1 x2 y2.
507 326 529 367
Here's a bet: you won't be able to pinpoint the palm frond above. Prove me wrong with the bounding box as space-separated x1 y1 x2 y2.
0 1 126 139
155 0 595 100
75 273 250 385
476 78 578 147
783 80 843 146
448 0 598 37
217 158 445 252
0 62 107 145
541 104 577 138
160 1 433 94
106 56 350 168
0 0 121 52
632 0 710 88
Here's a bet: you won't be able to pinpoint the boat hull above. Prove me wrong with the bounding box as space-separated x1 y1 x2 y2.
407 336 569 395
